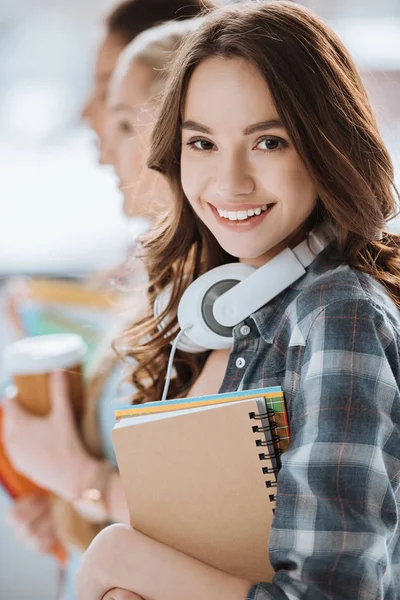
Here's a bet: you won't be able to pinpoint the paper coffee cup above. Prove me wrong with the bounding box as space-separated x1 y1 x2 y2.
3 334 87 417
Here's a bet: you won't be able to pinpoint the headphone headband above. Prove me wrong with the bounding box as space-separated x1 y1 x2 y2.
213 231 329 328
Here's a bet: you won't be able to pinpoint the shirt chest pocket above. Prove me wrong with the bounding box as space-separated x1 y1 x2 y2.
240 340 288 391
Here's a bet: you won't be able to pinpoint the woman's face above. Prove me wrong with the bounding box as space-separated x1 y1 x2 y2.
105 59 167 219
81 32 127 163
180 57 318 267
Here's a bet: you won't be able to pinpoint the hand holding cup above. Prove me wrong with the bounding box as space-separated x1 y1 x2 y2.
2 334 97 501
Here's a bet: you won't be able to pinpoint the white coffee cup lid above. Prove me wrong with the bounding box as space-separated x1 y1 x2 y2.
3 334 88 375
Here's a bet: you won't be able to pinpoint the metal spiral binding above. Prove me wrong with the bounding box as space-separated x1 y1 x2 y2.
249 410 280 510
252 422 278 433
249 409 275 420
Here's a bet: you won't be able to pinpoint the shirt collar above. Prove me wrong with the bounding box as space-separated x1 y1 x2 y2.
248 231 342 344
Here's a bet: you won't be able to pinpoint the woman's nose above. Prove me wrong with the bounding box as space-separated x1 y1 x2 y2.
215 154 254 198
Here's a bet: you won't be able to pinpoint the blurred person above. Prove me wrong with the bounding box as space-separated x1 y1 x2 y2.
101 22 191 222
3 5 218 600
82 0 213 164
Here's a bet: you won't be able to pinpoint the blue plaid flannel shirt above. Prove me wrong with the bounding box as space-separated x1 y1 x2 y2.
219 240 400 599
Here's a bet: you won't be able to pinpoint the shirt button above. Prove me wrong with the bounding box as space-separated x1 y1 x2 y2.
240 325 251 336
236 357 246 369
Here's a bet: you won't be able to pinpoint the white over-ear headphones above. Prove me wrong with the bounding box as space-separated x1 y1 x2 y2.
154 231 330 353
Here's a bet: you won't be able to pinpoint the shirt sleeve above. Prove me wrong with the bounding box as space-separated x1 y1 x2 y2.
248 298 400 600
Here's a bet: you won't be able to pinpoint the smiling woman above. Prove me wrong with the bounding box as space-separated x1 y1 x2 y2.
107 2 400 599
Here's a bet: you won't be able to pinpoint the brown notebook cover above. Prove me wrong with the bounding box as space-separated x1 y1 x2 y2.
112 398 277 583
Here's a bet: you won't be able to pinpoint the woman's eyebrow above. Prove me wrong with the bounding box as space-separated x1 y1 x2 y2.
181 118 285 135
181 120 212 134
243 119 284 135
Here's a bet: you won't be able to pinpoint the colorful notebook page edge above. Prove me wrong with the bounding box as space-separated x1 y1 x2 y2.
263 393 290 453
119 385 282 408
115 387 283 419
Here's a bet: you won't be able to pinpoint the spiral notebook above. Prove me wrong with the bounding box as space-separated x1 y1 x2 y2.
112 387 289 583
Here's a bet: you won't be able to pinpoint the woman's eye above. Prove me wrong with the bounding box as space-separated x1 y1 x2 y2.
117 121 133 135
256 137 287 151
187 139 215 151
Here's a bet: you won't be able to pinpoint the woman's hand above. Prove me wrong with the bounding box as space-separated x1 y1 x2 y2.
7 493 57 554
3 371 99 501
76 524 136 600
76 524 252 600
102 590 143 600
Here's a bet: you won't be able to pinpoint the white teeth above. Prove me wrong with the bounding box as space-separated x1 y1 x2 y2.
215 204 272 221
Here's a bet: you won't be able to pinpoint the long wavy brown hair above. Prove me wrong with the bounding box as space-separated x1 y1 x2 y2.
121 0 400 405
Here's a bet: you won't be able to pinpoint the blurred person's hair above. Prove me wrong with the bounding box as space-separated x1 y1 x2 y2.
115 18 204 95
120 0 400 408
106 0 213 42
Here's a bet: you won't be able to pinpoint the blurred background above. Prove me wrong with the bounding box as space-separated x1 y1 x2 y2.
0 0 399 598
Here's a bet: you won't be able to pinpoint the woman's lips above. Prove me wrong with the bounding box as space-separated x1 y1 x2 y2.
209 202 275 231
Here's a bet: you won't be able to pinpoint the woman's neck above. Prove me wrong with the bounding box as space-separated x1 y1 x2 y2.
239 228 307 268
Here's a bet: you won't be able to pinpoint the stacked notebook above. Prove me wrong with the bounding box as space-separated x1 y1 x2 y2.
113 387 289 583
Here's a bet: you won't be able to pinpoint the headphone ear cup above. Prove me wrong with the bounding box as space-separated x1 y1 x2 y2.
154 263 255 352
177 263 255 350
154 284 207 353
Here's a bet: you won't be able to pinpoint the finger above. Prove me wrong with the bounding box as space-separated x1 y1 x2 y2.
102 590 144 600
3 392 32 429
30 514 57 553
2 396 37 461
14 506 55 551
49 371 73 422
8 494 49 526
